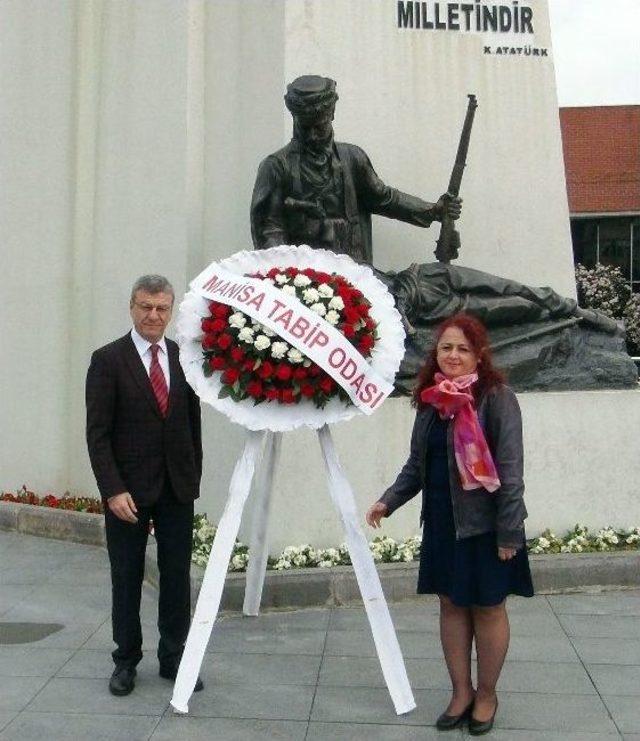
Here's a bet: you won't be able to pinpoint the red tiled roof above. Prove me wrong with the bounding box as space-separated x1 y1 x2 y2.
559 105 640 214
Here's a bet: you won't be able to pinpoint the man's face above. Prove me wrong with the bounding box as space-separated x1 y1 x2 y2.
297 113 333 151
130 290 173 343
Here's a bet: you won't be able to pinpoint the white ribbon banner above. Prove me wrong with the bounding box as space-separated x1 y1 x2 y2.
191 263 393 414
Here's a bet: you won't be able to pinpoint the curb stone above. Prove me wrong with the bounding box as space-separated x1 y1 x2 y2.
2 502 639 607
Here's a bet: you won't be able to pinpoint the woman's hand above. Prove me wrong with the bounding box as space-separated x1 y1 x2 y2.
365 502 389 528
498 546 517 561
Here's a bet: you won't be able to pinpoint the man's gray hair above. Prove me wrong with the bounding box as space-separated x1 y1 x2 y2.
130 274 175 305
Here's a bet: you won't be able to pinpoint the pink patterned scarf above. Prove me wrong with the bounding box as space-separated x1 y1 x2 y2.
420 372 501 493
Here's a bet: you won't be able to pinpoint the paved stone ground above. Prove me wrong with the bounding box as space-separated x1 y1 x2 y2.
0 531 638 740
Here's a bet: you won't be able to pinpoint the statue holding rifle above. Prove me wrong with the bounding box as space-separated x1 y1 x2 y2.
250 75 637 391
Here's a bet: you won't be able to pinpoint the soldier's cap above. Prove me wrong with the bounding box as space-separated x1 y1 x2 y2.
284 75 338 121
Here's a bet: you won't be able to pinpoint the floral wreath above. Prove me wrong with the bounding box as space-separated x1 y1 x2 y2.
176 245 405 432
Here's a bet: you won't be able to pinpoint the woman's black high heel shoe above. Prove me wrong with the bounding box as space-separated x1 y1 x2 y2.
468 698 498 736
435 699 474 730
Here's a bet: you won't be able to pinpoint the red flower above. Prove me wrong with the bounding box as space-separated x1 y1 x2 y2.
246 379 263 398
210 318 227 333
364 317 376 330
275 363 293 381
280 388 296 404
316 271 331 283
243 358 255 372
340 323 356 339
293 366 308 381
309 363 322 377
358 334 375 354
344 306 360 324
264 387 279 401
285 266 299 277
319 377 334 394
201 318 218 333
266 267 279 279
217 333 233 350
356 303 370 317
258 361 275 379
230 346 245 363
211 303 230 318
222 367 240 385
300 383 315 397
209 356 226 371
202 333 217 350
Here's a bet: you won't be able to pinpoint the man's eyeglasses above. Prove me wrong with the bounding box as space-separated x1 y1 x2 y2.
134 302 172 315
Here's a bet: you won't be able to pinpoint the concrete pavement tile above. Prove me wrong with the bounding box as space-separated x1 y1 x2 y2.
623 736 640 740
57 650 160 679
151 715 307 740
200 652 321 686
461 732 622 740
84 621 160 650
571 637 640 665
0 712 159 741
587 664 640 695
506 596 555 614
216 608 330 631
498 660 596 694
0 713 17 733
328 607 440 633
548 591 640 615
306 721 453 740
558 614 640 639
22 623 103 649
492 692 618 733
3 585 111 624
506 634 579 662
0 585 37 614
205 627 326 655
505 611 567 637
602 695 640 733
324 629 442 659
26 677 170 716
185 683 315 720
318 656 450 690
0 677 49 711
311 686 450 725
0 647 73 677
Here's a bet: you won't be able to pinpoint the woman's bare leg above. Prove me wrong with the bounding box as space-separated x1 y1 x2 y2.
471 601 509 720
439 595 475 714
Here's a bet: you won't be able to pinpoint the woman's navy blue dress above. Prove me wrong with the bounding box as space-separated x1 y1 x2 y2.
417 415 534 607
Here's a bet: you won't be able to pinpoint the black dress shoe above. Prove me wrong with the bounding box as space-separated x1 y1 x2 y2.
468 699 498 736
159 665 204 692
109 666 136 696
435 699 474 730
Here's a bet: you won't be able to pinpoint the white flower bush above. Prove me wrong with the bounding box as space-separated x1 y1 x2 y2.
623 293 640 355
192 515 640 571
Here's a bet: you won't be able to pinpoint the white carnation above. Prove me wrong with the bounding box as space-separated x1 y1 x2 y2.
310 302 326 316
254 334 271 351
328 296 344 311
293 273 312 287
228 312 247 329
317 283 334 298
302 287 320 304
287 348 304 364
281 284 296 296
325 309 340 325
238 327 255 343
274 273 288 284
271 341 288 359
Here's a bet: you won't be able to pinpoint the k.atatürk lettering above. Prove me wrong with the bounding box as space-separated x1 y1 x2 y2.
398 1 534 33
484 45 548 56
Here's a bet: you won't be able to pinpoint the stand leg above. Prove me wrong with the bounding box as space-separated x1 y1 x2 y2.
171 430 265 713
317 425 416 715
243 431 282 616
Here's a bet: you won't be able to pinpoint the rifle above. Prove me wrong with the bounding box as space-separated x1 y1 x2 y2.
434 94 478 263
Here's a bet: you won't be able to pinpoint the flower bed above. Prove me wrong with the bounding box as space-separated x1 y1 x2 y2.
0 485 103 513
192 513 640 572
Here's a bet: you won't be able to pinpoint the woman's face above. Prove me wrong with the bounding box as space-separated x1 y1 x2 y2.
436 326 479 379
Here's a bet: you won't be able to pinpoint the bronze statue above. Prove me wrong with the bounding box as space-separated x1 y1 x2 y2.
250 75 461 263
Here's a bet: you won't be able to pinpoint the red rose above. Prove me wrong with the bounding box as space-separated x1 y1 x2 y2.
217 333 233 350
246 379 263 398
202 333 217 350
258 361 274 379
230 346 245 363
265 387 279 401
275 363 293 381
243 358 255 372
210 318 227 332
341 323 356 339
209 356 226 371
201 318 217 333
351 288 363 300
293 366 308 380
302 267 316 278
364 317 376 330
266 267 280 279
309 363 322 377
300 383 315 397
356 303 370 317
212 303 230 319
280 388 296 404
222 367 240 385
316 271 331 283
319 377 334 394
285 266 299 277
338 285 354 301
358 334 375 354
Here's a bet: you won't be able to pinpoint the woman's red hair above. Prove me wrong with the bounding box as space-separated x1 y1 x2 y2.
412 313 505 408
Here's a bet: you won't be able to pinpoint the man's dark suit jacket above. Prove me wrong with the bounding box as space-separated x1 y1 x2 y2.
86 333 202 506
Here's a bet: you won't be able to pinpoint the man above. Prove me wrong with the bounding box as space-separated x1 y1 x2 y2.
250 74 461 263
86 275 203 696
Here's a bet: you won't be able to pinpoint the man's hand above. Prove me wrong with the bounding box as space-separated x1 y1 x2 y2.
498 547 517 561
365 501 389 529
107 492 138 523
436 192 462 221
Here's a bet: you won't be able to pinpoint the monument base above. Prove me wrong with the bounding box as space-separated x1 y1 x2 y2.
229 389 640 551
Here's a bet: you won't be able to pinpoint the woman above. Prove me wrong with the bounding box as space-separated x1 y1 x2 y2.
366 313 533 735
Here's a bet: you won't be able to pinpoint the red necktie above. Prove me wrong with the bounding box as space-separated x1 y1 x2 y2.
149 344 169 417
